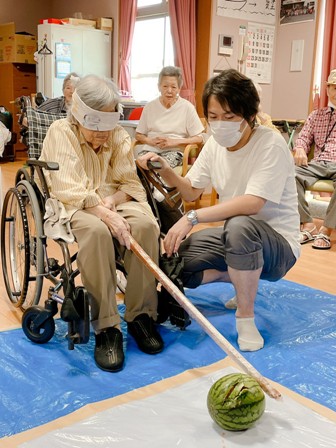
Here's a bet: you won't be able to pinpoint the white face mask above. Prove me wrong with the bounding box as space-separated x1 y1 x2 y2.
209 119 246 147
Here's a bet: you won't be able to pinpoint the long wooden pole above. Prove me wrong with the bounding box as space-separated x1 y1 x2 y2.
130 236 281 400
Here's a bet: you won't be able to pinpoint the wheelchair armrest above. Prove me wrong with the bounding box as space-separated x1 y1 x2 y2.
26 159 59 170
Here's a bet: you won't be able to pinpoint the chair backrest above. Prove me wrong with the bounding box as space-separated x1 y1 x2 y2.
128 107 144 120
26 106 66 159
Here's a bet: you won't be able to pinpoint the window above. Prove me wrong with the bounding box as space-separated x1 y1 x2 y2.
130 0 174 102
312 0 325 99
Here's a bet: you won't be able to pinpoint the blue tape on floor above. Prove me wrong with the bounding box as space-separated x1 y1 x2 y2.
0 279 335 438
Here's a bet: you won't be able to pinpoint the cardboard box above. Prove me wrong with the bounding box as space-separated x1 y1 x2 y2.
0 22 36 63
62 18 96 28
96 17 113 31
0 22 16 36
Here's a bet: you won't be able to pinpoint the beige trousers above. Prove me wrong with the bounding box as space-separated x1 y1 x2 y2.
70 204 160 332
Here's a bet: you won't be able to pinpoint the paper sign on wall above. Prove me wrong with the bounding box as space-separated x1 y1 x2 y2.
55 42 71 79
217 0 276 25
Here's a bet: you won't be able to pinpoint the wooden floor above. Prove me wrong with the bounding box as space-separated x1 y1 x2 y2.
1 154 335 332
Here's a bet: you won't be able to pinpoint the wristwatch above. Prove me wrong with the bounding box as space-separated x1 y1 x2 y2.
186 209 198 226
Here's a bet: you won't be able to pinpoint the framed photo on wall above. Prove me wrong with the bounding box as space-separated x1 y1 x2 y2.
280 0 316 26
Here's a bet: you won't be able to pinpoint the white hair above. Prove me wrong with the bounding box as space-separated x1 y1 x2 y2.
74 75 120 112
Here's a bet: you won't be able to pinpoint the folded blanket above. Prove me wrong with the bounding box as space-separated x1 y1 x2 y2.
44 198 75 243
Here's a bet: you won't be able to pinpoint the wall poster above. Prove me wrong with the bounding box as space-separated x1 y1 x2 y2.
280 0 316 25
55 42 71 79
217 0 276 25
245 22 275 84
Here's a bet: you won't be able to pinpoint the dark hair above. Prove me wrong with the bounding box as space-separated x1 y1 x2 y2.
202 69 259 127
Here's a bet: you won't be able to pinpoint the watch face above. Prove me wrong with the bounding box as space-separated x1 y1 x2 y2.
187 210 198 225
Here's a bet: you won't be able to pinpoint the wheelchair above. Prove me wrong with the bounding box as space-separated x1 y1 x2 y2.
1 98 190 352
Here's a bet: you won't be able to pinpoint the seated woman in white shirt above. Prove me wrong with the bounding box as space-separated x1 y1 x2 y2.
135 66 205 170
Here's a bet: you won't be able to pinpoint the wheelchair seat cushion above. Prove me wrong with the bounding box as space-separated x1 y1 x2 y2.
26 107 67 158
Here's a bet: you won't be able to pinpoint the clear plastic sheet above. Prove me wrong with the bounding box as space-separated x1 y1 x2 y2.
18 367 336 448
0 279 335 438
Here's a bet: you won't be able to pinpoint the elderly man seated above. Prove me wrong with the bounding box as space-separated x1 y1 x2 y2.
293 68 336 250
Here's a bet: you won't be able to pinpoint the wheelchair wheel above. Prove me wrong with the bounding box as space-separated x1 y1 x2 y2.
22 306 55 343
14 167 30 185
1 181 44 310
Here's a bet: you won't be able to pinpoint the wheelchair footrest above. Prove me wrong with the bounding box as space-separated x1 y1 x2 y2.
65 287 90 349
157 284 191 331
157 254 191 330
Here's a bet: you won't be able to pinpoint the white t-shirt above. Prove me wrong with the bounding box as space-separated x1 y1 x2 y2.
135 96 204 154
187 125 301 259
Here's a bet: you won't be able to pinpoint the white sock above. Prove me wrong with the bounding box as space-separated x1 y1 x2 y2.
236 317 264 351
225 295 237 309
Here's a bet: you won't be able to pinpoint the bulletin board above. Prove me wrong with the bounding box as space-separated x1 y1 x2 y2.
217 0 276 25
245 22 275 84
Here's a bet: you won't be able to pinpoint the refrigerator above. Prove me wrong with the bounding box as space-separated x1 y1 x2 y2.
37 23 112 98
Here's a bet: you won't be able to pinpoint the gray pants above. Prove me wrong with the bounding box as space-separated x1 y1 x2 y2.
70 205 160 332
179 216 296 288
295 160 336 228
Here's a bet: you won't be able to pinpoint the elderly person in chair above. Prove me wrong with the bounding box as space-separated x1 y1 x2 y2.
37 72 80 113
135 66 206 170
294 68 336 250
39 75 163 373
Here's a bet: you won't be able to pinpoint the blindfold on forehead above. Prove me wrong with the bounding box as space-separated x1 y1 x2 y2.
71 91 120 131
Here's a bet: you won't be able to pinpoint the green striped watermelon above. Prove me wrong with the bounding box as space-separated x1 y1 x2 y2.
207 373 265 431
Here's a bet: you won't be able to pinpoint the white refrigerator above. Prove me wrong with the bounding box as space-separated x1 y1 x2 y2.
37 23 112 98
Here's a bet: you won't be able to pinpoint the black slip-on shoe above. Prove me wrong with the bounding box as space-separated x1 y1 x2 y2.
94 327 124 372
128 313 164 354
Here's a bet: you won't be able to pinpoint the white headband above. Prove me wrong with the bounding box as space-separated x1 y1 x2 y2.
71 90 120 131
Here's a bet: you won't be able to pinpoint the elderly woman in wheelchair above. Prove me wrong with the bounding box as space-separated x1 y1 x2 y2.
37 75 164 372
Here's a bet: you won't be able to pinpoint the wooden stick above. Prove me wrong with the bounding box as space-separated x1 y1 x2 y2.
129 235 281 400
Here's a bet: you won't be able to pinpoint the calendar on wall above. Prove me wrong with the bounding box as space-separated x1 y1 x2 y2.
245 22 275 84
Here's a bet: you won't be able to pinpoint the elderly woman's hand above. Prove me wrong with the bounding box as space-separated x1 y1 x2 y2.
155 136 176 149
101 210 132 249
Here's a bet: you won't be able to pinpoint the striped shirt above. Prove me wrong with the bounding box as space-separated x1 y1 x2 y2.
37 96 68 114
294 107 336 162
39 119 151 219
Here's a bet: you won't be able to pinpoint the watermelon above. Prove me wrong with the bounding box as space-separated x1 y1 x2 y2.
207 373 265 431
